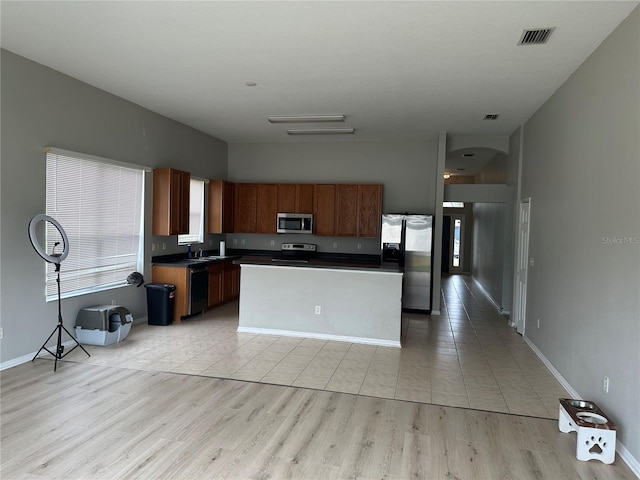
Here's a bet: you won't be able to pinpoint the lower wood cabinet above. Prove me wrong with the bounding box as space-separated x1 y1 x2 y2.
208 262 224 307
151 265 189 323
223 261 241 302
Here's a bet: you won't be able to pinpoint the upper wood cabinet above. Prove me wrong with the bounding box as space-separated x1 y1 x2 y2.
313 184 336 236
208 180 234 234
234 183 258 233
257 184 278 234
152 168 190 236
357 184 383 237
335 184 359 237
277 184 314 214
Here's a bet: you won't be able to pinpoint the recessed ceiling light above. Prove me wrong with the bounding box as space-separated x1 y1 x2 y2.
287 128 355 135
269 114 345 123
443 173 451 179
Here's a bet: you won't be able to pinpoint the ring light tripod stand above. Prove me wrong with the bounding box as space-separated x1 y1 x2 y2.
28 214 90 371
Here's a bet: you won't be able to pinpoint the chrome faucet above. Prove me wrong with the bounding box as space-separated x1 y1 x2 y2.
196 249 203 258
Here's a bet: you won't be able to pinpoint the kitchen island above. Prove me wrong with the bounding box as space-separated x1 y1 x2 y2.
236 259 403 347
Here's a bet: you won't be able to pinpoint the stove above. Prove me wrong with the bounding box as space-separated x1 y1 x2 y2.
271 243 317 263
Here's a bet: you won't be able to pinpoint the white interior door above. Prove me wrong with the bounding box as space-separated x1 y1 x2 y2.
514 198 531 334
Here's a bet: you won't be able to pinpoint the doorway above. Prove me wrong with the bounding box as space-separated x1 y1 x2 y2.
441 214 465 274
513 198 531 334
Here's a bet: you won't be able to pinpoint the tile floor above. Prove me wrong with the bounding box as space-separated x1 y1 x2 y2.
64 274 568 419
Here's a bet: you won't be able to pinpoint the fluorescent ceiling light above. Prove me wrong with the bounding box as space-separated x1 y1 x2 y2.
268 114 345 123
287 128 355 135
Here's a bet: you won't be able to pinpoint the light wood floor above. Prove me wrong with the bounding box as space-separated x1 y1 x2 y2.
61 275 568 419
1 360 634 479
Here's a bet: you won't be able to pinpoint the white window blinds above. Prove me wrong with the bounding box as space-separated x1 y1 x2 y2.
45 149 145 300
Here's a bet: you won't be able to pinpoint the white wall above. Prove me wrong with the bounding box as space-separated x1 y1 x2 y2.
0 50 228 363
520 6 640 462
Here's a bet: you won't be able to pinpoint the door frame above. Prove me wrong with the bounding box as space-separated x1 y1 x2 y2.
513 198 531 334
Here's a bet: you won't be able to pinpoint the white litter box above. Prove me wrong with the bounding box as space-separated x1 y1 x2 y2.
75 305 133 346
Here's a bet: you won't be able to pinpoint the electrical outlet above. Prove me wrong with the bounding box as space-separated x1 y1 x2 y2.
162 242 166 251
111 300 116 306
0 327 4 339
529 257 535 267
241 239 245 245
151 243 157 252
315 305 321 315
209 239 214 246
603 376 609 393
333 242 338 249
357 243 362 250
270 240 275 246
537 318 540 328
233 239 238 245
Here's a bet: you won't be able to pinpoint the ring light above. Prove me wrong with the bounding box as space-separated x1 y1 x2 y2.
28 214 69 264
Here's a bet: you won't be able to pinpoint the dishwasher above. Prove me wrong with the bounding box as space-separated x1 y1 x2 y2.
188 265 209 316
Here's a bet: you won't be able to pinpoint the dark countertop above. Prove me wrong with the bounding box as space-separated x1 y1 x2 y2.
235 256 403 274
152 254 242 267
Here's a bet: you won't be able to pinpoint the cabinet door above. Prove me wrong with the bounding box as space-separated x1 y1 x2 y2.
208 180 235 234
208 263 224 307
313 185 336 236
153 168 190 236
151 265 189 323
295 184 315 213
357 185 383 237
257 184 278 234
222 261 239 302
277 184 296 213
335 184 359 237
234 184 258 233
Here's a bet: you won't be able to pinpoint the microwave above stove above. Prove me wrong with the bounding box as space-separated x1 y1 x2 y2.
277 213 313 234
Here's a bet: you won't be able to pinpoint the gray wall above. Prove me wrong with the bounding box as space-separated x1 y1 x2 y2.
520 6 639 460
0 50 228 363
227 141 439 256
472 203 507 309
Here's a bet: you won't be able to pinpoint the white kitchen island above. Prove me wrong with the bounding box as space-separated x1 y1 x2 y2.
237 261 403 347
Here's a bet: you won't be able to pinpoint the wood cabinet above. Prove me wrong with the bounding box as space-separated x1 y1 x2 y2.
313 184 336 236
208 180 234 233
152 168 190 235
277 184 315 214
257 184 278 234
208 262 224 308
234 183 258 233
223 261 240 301
151 265 189 323
335 184 359 237
357 184 383 237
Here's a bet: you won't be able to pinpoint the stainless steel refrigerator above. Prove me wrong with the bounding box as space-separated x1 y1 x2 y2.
381 214 433 311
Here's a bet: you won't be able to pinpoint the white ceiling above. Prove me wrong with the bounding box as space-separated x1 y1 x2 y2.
1 0 638 151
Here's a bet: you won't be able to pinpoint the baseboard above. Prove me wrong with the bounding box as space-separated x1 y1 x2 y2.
0 339 78 371
1 319 145 371
524 335 640 478
237 326 401 348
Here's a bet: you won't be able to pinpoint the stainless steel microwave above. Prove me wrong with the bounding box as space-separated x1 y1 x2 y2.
277 213 313 234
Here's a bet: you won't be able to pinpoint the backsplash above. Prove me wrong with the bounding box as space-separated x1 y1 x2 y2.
225 233 380 256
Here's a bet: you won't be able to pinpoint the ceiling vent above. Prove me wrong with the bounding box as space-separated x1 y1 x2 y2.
484 114 499 120
518 27 555 46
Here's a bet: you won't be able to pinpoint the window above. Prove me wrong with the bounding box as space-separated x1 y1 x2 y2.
178 178 205 245
45 148 146 301
443 202 465 208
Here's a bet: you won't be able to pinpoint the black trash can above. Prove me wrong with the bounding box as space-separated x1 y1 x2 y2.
144 283 176 326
